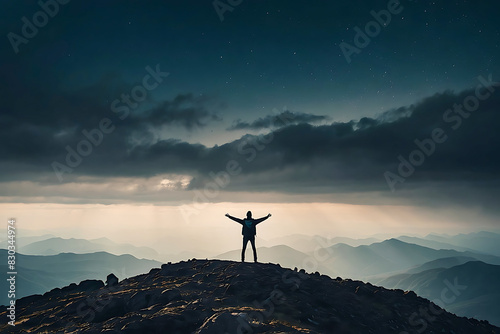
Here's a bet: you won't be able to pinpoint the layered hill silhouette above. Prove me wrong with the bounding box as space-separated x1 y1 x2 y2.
0 250 160 305
215 239 500 282
0 234 55 249
322 238 500 279
18 237 160 260
424 232 500 257
259 235 380 252
404 256 478 274
1 260 497 333
394 235 476 252
377 261 500 326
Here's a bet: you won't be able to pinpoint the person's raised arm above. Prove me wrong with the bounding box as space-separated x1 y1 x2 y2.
255 213 271 224
225 213 244 224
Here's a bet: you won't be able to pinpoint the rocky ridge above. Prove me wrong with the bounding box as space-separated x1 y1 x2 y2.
0 259 498 333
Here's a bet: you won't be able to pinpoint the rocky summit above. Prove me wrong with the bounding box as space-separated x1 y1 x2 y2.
0 259 498 333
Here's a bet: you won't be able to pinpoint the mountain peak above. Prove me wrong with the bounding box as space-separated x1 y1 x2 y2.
383 238 406 244
1 259 497 333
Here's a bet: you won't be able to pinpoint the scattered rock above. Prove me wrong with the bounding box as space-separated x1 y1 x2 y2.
106 273 119 287
79 279 105 291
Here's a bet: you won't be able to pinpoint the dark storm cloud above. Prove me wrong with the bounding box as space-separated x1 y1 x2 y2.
1 70 499 212
0 69 222 172
144 94 222 130
96 79 500 213
227 110 329 130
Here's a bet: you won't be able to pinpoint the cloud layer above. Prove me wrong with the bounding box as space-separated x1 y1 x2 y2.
227 110 329 130
1 69 499 214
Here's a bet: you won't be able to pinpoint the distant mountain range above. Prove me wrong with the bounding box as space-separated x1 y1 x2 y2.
404 256 478 274
216 235 500 281
319 238 500 279
1 260 497 333
259 231 500 264
0 234 55 249
260 234 380 252
394 235 476 252
424 231 500 256
0 250 161 305
17 236 160 260
377 261 500 326
0 235 200 263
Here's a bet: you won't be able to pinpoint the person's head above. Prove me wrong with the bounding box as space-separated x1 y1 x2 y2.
246 211 252 219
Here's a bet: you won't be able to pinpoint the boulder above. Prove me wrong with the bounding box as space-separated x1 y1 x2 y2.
106 273 119 287
79 279 105 291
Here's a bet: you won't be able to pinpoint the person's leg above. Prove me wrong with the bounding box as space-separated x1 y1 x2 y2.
242 237 249 262
250 236 257 262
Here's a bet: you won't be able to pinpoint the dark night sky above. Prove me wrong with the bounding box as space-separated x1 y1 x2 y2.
1 1 500 234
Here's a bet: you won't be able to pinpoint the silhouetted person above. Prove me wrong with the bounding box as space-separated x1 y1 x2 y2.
225 211 271 263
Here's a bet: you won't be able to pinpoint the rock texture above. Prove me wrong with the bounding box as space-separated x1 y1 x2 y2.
0 259 498 333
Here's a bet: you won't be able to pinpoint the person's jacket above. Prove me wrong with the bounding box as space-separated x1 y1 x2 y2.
226 215 269 237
